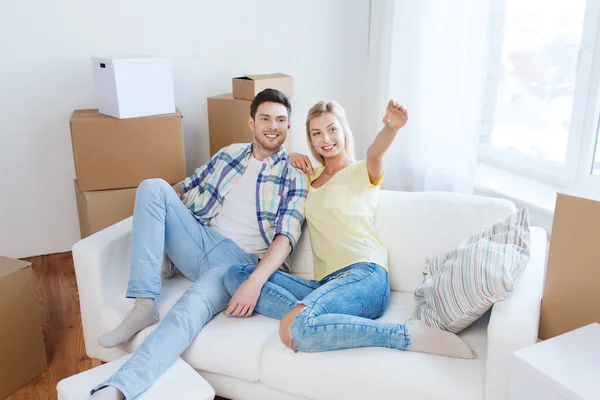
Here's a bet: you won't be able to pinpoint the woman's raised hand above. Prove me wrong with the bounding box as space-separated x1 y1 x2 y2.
382 100 408 130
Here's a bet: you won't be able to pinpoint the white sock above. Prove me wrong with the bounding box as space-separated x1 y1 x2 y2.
97 298 158 348
405 320 476 359
92 386 125 400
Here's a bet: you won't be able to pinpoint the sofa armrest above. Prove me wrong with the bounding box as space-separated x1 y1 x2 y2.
72 217 133 358
484 226 547 400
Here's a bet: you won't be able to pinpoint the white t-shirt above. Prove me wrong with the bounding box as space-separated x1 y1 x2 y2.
208 156 268 258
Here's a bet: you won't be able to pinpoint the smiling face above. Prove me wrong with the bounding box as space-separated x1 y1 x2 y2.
305 101 355 166
308 113 346 161
248 101 290 154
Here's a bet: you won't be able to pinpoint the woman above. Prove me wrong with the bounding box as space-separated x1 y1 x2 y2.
223 100 474 358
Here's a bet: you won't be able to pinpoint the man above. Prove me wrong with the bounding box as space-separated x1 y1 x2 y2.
92 89 307 400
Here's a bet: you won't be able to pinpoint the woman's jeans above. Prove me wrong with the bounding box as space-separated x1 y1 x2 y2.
91 179 258 399
223 262 411 353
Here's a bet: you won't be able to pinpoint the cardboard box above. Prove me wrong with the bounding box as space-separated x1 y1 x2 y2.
207 93 292 156
232 73 294 101
75 180 137 238
539 184 600 340
70 109 186 191
0 256 47 399
91 56 176 119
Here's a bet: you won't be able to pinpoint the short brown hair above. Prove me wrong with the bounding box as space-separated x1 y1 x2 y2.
250 89 292 120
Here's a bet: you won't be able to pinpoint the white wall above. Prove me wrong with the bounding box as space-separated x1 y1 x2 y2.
0 0 369 258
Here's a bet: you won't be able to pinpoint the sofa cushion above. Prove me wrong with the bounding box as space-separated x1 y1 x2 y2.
375 191 516 293
99 275 280 382
415 209 531 333
181 313 279 382
260 291 488 400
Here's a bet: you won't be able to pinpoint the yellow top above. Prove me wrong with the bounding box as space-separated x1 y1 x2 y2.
306 160 388 281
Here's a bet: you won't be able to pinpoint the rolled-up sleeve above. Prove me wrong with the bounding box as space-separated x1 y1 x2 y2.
274 170 308 252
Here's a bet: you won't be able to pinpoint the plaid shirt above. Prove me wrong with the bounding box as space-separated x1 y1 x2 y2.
178 143 308 271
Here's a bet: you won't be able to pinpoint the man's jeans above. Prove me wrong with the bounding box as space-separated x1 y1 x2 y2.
92 179 258 399
223 262 411 352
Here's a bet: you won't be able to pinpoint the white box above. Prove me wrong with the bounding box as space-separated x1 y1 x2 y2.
510 323 600 400
91 56 176 119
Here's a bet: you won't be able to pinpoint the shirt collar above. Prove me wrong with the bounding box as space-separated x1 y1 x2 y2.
247 142 289 168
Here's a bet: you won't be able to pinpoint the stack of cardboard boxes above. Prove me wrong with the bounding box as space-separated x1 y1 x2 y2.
70 110 186 238
70 56 185 238
207 73 294 156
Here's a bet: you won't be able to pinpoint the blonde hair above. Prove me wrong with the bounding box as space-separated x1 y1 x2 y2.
305 101 356 165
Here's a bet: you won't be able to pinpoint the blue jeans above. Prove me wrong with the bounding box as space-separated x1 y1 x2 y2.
223 262 411 352
92 179 258 399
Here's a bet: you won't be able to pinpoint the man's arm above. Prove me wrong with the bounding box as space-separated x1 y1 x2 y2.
225 171 308 317
272 172 309 254
224 235 292 317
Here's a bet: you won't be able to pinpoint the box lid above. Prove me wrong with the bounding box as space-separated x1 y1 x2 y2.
559 181 600 202
513 323 600 400
70 109 182 121
235 73 291 81
91 56 171 65
208 93 251 102
0 256 31 279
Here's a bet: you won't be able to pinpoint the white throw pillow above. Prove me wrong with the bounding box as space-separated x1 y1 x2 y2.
413 208 531 333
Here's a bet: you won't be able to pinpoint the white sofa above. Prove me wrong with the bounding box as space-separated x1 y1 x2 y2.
72 190 547 400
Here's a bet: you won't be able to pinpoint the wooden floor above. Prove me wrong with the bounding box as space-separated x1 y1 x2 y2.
7 252 227 400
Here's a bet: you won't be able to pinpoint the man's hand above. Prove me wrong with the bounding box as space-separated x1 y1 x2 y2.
224 278 263 317
290 152 314 174
172 184 185 198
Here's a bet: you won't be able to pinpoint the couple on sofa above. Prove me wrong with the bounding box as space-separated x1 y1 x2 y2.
91 89 474 400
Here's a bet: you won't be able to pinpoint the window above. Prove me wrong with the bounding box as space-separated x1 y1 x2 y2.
479 0 600 185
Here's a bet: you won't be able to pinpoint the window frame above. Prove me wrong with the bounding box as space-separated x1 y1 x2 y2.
478 0 600 187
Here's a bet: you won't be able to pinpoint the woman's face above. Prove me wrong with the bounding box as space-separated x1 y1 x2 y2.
308 113 345 161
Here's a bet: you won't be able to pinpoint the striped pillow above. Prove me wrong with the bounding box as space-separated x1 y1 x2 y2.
413 209 531 333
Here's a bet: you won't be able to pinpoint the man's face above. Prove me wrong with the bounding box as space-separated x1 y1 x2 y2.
249 102 290 152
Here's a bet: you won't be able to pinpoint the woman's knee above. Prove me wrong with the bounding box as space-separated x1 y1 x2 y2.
223 263 256 296
279 304 306 349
